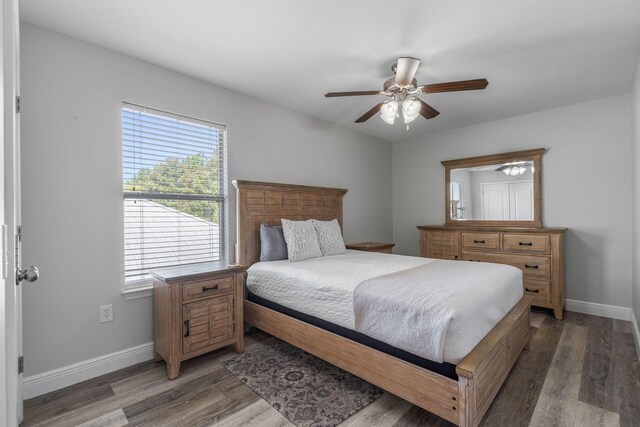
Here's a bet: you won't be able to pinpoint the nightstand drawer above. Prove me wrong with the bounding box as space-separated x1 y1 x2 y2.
182 276 234 302
503 234 550 254
461 233 500 251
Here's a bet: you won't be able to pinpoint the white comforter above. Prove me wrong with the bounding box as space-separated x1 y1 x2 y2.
247 250 523 364
354 260 523 363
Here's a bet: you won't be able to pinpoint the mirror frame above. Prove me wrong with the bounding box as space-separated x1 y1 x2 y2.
442 148 545 228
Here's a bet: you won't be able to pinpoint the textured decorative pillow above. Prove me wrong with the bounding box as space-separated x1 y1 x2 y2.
313 219 347 256
281 219 323 262
259 224 288 261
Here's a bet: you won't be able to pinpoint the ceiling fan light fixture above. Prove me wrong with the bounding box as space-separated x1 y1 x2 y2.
380 100 398 125
402 97 421 123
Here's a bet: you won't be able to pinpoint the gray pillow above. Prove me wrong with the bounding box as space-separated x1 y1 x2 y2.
260 224 288 261
281 219 323 262
313 219 347 256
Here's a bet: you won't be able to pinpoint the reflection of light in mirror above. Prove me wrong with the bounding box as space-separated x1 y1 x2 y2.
502 165 528 176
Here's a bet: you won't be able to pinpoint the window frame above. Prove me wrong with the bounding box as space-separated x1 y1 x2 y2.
120 102 228 295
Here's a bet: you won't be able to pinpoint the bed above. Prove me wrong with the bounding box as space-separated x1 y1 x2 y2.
234 180 532 427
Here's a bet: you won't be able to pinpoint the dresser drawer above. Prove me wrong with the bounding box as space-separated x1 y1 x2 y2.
182 276 234 302
461 251 551 280
461 233 500 251
425 231 459 260
523 279 552 306
503 234 550 254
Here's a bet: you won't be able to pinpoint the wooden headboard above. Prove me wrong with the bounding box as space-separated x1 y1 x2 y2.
233 180 348 266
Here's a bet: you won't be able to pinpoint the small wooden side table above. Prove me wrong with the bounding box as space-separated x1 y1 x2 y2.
151 261 247 379
346 242 395 254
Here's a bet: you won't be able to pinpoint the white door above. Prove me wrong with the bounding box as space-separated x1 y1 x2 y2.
509 182 534 220
481 183 510 220
2 1 29 425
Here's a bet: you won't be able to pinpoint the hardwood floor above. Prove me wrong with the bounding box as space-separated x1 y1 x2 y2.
21 310 640 427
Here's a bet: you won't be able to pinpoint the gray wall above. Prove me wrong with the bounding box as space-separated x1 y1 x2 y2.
393 94 633 308
633 55 640 331
20 24 393 376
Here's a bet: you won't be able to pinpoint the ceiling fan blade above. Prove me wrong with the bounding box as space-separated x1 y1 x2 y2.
420 78 489 94
325 90 383 97
355 103 384 123
418 99 440 119
395 57 421 86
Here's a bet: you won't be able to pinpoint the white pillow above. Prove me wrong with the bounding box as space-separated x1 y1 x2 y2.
313 219 347 256
281 219 323 262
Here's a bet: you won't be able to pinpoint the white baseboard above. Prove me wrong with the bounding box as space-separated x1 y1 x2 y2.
565 299 631 320
632 310 640 361
23 342 154 399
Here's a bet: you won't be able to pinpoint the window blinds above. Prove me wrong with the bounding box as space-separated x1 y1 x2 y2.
122 103 227 286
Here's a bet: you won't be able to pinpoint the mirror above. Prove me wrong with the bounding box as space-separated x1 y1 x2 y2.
443 149 544 227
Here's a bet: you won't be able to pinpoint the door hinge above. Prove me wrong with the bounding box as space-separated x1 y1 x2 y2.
18 356 24 374
15 225 22 274
16 96 21 114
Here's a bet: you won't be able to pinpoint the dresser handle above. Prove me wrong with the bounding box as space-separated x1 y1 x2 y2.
525 287 539 293
469 259 480 262
519 242 533 246
524 264 539 269
202 284 219 292
184 320 190 338
473 240 485 244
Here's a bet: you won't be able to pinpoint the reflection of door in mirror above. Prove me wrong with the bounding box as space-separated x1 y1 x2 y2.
480 181 533 220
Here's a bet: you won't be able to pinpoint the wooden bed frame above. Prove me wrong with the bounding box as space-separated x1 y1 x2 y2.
234 180 531 427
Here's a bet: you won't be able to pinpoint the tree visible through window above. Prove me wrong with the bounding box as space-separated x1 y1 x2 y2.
122 103 227 289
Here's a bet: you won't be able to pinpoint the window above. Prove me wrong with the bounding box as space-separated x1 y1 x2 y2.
122 103 226 290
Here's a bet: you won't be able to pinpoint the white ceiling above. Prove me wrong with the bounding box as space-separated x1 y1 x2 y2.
20 0 640 143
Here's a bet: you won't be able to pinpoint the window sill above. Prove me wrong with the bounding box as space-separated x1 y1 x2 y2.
122 284 153 300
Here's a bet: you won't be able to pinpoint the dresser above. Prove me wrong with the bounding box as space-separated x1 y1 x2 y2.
418 225 566 319
151 261 246 379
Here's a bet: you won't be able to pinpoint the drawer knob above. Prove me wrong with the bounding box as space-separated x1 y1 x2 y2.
473 240 485 244
525 287 540 293
519 242 533 246
524 264 539 269
202 284 219 292
184 320 191 337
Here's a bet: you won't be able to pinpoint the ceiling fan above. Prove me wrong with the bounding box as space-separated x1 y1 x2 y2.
324 57 488 129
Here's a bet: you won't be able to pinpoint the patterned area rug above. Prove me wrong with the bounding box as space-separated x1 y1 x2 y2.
223 337 382 427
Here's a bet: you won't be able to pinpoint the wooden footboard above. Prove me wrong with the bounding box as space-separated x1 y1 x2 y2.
245 300 462 424
456 295 532 426
244 295 532 427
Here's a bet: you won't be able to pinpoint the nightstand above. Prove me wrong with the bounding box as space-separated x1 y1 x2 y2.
346 242 395 254
151 261 246 379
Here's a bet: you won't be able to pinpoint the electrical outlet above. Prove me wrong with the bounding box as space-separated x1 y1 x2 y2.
100 304 113 323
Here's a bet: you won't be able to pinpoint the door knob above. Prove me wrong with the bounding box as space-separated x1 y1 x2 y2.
17 266 39 284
